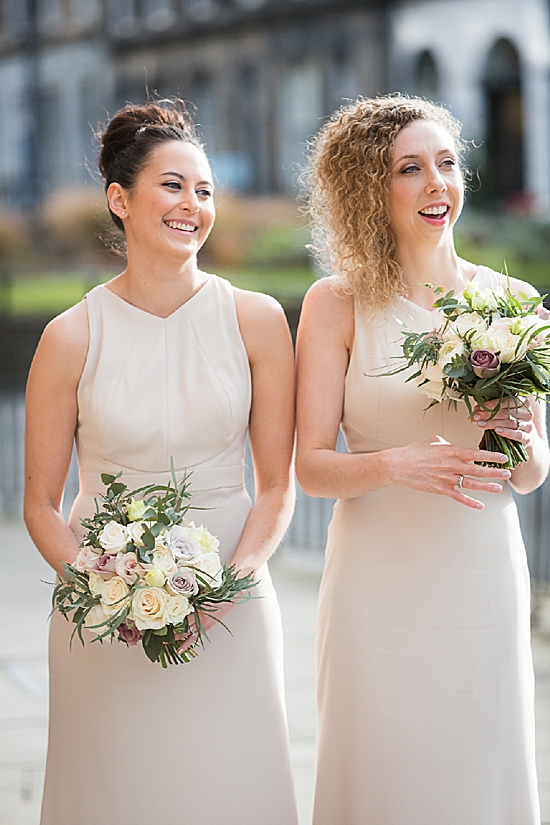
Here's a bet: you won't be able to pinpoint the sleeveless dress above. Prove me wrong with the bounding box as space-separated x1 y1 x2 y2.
313 266 540 825
40 276 298 825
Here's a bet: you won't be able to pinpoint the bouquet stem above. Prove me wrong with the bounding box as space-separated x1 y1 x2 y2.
476 430 529 469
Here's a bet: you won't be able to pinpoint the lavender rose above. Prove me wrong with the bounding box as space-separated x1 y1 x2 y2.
117 622 142 646
93 553 117 579
470 349 502 379
167 567 199 597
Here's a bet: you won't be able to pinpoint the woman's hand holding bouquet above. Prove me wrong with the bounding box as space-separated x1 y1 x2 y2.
52 467 256 667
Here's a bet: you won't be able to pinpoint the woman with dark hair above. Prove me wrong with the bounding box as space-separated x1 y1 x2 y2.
296 95 547 824
25 100 298 825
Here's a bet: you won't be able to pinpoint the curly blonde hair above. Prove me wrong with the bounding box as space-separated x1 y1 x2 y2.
301 94 469 312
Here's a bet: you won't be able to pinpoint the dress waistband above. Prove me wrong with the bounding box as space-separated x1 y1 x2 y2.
78 464 245 496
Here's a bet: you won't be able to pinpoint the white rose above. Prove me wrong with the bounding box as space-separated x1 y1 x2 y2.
126 521 147 547
165 593 193 625
167 526 203 564
438 339 465 368
115 551 150 584
511 315 550 349
73 546 101 573
418 379 446 401
130 587 168 631
420 361 443 383
152 545 177 575
489 328 529 363
84 603 109 635
194 552 224 588
99 521 129 554
451 311 488 338
100 576 131 617
185 522 220 555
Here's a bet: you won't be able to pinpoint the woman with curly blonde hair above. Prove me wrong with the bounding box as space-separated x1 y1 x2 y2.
296 94 547 824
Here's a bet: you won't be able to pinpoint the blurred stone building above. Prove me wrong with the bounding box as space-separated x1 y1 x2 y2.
0 0 549 210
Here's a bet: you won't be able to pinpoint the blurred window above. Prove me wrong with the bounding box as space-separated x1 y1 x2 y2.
106 0 137 35
71 0 101 26
416 50 438 100
1 0 30 38
278 62 323 194
142 0 176 30
38 0 64 33
482 38 524 205
190 71 218 153
38 83 70 190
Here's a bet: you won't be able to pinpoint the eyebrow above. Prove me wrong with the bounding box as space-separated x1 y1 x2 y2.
159 171 213 187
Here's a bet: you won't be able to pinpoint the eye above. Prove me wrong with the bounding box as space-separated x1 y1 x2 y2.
401 164 420 174
162 181 181 190
441 158 456 168
197 188 213 198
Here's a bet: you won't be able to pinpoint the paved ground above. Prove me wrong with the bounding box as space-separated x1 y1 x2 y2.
0 519 548 825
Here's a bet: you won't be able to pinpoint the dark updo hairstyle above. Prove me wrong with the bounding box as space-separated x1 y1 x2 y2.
98 99 204 232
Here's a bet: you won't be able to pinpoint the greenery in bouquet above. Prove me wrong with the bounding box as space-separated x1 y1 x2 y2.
52 466 256 667
383 279 550 468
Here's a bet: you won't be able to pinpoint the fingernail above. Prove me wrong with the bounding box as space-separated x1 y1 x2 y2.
498 454 508 462
501 470 511 478
475 502 484 509
496 427 504 433
492 484 502 492
473 413 480 420
478 421 486 427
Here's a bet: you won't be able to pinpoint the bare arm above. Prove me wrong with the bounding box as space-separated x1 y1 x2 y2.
230 288 295 574
24 301 89 577
295 278 511 510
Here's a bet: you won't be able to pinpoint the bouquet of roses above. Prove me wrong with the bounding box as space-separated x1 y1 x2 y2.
52 466 256 667
384 278 550 468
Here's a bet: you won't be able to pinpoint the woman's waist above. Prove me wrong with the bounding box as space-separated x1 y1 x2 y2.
77 463 245 497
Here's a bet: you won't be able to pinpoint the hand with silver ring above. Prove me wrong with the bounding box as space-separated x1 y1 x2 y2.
456 474 465 489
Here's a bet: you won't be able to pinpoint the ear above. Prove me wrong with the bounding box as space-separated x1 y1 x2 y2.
107 183 130 220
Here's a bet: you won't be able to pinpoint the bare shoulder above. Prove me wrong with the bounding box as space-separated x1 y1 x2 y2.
299 276 354 349
30 298 89 383
232 287 292 364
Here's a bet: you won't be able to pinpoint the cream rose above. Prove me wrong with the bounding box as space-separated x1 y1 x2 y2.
84 603 109 635
420 361 443 384
99 521 129 554
100 576 131 617
130 587 168 630
126 521 147 547
186 522 221 555
126 498 148 522
418 379 446 401
195 552 223 587
88 571 105 597
152 546 177 575
115 551 150 584
165 593 192 625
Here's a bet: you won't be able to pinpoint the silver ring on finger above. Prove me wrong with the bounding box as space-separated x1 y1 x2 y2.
515 418 523 431
457 474 465 489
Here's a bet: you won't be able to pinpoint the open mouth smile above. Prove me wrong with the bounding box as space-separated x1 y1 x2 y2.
418 205 450 223
164 220 198 233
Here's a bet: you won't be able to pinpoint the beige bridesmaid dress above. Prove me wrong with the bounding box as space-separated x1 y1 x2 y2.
40 276 298 825
314 266 540 825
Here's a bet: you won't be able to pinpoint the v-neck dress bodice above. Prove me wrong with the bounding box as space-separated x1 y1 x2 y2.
41 276 298 825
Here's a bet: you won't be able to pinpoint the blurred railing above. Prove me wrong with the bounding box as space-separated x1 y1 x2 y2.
2 388 550 586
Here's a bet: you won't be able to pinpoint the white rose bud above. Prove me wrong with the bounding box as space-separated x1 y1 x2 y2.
166 594 193 625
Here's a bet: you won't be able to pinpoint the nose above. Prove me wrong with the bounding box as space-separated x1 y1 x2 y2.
179 189 200 214
425 165 447 194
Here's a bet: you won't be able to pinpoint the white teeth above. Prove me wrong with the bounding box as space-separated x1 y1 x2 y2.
165 221 197 232
420 205 448 216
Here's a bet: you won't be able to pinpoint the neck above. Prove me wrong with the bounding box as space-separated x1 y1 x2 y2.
111 251 207 318
398 237 476 310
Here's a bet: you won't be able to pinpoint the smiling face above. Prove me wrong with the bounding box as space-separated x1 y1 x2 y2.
388 119 464 250
108 140 215 264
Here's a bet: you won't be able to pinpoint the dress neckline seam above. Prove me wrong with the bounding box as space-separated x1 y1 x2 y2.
397 265 483 313
99 275 214 320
